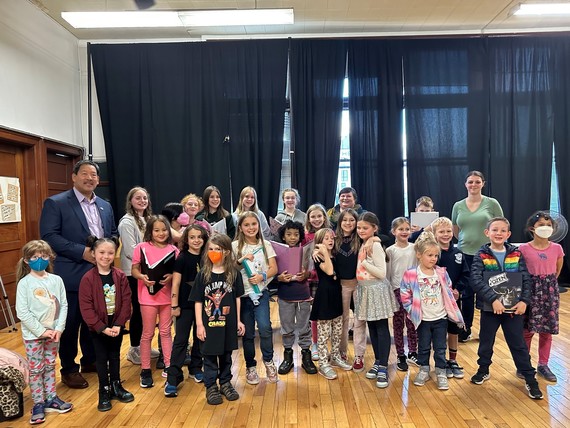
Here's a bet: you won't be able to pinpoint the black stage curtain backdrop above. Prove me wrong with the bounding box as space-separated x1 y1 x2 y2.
402 38 489 220
348 40 404 233
289 39 347 211
552 37 570 264
487 38 555 242
91 40 288 215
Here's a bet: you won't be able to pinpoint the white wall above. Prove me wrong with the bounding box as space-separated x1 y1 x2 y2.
0 0 83 149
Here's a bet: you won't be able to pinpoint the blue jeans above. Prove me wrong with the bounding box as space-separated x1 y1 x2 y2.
241 289 274 367
416 318 448 369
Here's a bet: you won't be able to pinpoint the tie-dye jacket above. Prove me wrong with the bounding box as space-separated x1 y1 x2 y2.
470 242 531 309
400 266 464 329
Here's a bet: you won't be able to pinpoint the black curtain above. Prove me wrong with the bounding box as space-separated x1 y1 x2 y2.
552 37 570 269
488 37 555 242
402 38 489 219
91 40 288 215
348 40 404 232
289 39 347 211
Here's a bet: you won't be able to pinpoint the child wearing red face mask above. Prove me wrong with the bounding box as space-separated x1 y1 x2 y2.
190 234 245 405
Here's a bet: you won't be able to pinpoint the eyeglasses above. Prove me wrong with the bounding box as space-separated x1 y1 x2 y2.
29 255 50 262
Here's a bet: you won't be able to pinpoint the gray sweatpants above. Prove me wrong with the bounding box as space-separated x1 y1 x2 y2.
278 299 312 350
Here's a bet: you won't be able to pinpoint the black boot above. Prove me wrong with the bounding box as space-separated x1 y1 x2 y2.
111 380 135 403
98 386 112 412
301 349 318 374
278 348 294 374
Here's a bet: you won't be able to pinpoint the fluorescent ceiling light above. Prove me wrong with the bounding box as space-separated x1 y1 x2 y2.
179 9 294 27
62 9 294 29
62 11 183 28
514 3 570 15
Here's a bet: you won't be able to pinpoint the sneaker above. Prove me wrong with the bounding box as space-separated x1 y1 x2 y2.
413 367 430 386
189 371 204 383
30 403 45 425
162 368 169 378
458 329 472 343
150 348 161 359
376 368 389 388
446 360 464 379
435 368 449 390
352 356 365 373
407 352 419 367
396 355 409 372
471 370 490 385
340 352 348 363
126 346 141 365
537 365 557 382
246 366 260 385
311 343 319 361
331 354 353 371
140 369 154 388
366 362 381 379
164 382 178 397
220 382 239 401
263 360 279 383
525 379 544 400
318 363 338 380
44 396 73 413
516 370 525 379
206 385 223 405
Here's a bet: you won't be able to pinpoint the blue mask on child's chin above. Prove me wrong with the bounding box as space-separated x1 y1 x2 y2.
28 258 49 272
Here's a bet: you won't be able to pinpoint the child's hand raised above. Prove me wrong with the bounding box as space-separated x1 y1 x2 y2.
237 322 245 336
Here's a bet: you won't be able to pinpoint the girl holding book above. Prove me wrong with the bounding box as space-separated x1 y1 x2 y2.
232 212 279 384
197 185 235 239
131 215 179 388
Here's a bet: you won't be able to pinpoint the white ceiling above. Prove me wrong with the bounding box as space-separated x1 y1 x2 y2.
29 0 570 41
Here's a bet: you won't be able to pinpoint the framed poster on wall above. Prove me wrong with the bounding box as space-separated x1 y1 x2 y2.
0 176 21 223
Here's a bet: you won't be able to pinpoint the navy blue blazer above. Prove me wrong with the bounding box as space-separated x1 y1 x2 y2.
40 188 118 292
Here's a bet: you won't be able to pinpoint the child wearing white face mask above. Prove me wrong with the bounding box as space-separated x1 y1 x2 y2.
519 211 565 383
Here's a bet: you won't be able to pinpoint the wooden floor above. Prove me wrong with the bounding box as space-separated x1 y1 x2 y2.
2 292 570 428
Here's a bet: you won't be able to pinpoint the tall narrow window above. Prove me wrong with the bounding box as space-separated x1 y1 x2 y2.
335 78 350 203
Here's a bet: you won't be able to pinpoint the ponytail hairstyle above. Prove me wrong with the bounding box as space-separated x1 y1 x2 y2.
391 216 411 231
16 240 55 283
414 231 441 258
200 233 237 286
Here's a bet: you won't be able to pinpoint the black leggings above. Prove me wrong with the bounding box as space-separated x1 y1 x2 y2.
128 275 142 347
91 330 123 388
367 318 390 366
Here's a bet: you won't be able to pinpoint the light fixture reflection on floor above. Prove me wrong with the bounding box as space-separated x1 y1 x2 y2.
61 9 294 29
513 3 570 15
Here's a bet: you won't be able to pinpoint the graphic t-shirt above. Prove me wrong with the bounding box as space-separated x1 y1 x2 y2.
189 270 244 355
99 272 115 316
173 251 201 309
417 268 446 321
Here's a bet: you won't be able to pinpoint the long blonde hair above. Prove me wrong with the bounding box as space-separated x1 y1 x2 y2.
234 211 269 264
235 186 260 216
200 234 237 285
16 240 55 283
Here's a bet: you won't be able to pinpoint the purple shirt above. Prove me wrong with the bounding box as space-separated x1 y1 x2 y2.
73 187 104 238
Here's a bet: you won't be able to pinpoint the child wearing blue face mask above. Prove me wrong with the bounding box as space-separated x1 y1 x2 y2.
15 240 73 425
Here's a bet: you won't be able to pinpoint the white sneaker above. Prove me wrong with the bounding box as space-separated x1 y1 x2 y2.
246 367 260 385
126 346 141 365
150 348 160 359
311 343 319 361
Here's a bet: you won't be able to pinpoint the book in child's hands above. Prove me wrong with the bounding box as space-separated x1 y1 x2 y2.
270 241 303 278
210 218 227 235
481 271 523 312
140 247 176 295
269 217 283 238
242 247 267 278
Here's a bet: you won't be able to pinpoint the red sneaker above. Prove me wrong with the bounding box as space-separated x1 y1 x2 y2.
353 355 365 372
